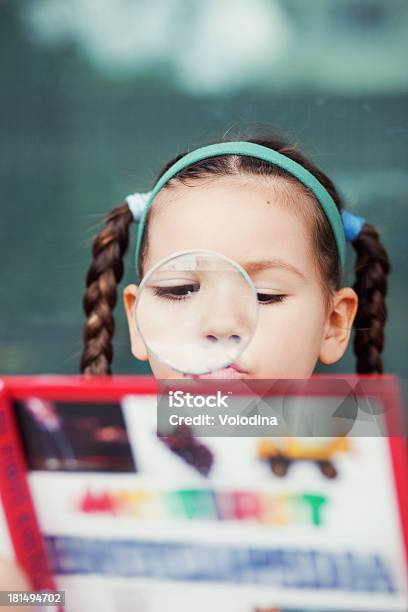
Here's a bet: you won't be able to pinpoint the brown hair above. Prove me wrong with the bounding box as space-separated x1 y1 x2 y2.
80 132 391 375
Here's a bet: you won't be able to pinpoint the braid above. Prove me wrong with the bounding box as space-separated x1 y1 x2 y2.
351 222 391 374
80 203 133 375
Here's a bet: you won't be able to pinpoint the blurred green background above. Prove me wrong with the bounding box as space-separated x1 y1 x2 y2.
1 0 407 378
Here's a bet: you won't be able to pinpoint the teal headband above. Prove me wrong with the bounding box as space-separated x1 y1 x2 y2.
133 141 347 280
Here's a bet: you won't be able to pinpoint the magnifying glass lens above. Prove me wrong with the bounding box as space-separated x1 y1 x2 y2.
135 250 258 375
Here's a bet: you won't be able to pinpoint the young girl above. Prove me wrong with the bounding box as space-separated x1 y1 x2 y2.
80 133 391 378
0 133 392 608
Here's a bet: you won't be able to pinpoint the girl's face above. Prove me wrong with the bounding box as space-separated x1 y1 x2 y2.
124 176 358 379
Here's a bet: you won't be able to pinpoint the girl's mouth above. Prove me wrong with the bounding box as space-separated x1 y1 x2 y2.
185 364 249 380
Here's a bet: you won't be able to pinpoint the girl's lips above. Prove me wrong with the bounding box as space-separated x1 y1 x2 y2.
187 365 249 380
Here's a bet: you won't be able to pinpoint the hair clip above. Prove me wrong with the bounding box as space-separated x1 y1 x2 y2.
340 209 366 242
125 191 153 223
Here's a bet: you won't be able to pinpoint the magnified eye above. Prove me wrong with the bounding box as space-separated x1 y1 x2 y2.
257 292 287 305
153 283 200 301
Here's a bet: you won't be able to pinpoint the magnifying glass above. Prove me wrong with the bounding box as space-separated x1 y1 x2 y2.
134 249 259 375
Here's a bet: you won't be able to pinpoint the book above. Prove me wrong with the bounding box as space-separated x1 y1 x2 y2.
0 375 407 612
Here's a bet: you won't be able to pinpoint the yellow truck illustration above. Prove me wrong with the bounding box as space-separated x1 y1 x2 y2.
258 436 351 478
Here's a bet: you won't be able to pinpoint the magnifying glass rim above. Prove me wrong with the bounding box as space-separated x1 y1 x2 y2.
133 248 259 375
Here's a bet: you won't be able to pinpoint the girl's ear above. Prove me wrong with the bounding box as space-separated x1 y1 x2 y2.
319 287 359 365
123 284 149 361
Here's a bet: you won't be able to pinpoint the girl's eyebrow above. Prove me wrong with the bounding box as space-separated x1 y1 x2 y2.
243 259 306 279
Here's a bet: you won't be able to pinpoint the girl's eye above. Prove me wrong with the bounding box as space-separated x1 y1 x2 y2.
256 293 287 305
153 283 200 301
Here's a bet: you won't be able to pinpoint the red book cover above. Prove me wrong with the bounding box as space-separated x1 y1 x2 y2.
0 375 407 612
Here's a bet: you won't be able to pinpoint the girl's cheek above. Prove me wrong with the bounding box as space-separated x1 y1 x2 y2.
247 297 322 374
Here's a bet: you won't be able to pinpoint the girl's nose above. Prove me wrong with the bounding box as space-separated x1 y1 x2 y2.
199 290 248 348
205 331 242 347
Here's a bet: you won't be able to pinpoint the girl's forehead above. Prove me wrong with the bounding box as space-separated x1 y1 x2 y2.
152 174 310 221
146 177 315 275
